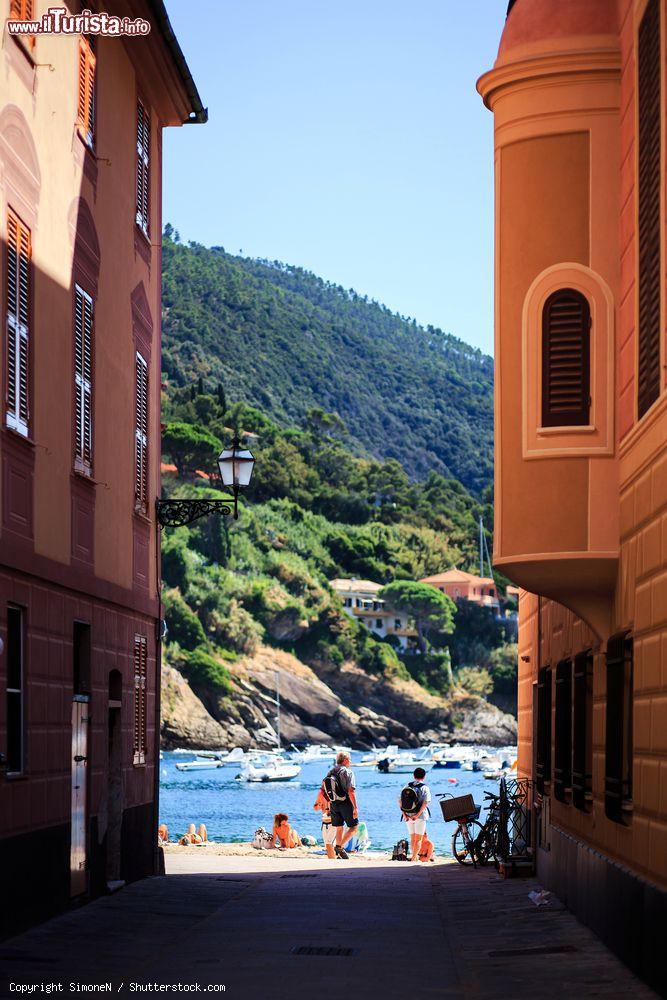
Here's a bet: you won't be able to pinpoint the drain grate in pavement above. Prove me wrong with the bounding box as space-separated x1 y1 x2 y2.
488 944 578 958
0 952 60 964
292 946 356 957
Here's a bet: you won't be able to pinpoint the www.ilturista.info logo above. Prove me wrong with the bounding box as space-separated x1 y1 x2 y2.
6 6 150 37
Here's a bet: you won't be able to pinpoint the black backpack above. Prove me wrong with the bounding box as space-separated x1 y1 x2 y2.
392 839 409 861
323 768 346 803
400 782 423 815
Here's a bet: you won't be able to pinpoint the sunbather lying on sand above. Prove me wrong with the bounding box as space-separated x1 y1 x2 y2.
179 823 209 845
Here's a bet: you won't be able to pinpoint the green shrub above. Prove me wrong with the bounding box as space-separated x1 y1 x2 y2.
206 599 264 656
402 649 453 695
181 647 233 696
456 665 494 697
163 588 206 651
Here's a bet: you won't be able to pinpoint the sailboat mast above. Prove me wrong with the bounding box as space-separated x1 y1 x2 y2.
479 516 484 578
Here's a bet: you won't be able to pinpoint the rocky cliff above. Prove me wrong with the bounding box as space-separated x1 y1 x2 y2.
161 645 517 750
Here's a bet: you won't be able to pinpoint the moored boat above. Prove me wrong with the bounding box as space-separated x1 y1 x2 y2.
175 759 223 772
236 758 301 783
376 756 435 774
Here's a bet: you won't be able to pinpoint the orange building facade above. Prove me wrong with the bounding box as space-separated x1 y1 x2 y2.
479 0 667 991
0 1 204 933
419 569 500 608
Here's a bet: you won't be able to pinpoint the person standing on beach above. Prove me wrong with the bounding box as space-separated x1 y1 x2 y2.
323 752 358 860
399 767 431 863
314 787 336 859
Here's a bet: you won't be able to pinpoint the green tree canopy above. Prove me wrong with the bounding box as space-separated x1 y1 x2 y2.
162 421 222 479
380 581 455 654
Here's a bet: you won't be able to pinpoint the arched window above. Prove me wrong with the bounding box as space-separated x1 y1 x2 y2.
542 288 591 427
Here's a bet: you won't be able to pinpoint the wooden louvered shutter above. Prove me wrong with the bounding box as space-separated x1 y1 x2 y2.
9 0 33 16
77 39 96 149
605 632 633 823
5 210 31 437
134 353 149 513
10 0 35 47
136 101 150 236
554 659 572 803
74 286 94 474
133 634 148 765
542 289 591 427
535 666 552 794
572 650 593 811
637 0 661 419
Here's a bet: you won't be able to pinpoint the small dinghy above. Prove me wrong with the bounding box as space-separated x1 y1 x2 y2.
175 759 223 772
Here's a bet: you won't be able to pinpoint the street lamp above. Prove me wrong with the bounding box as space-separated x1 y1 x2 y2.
156 435 256 527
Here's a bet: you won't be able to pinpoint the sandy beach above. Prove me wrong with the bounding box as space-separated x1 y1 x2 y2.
164 840 395 861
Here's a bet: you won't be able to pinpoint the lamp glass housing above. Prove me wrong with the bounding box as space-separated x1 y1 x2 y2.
218 441 255 489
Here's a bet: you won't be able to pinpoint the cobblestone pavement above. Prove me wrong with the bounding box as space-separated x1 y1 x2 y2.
0 855 657 999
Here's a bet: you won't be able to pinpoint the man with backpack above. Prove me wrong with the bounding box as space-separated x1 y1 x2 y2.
322 752 358 860
399 766 431 863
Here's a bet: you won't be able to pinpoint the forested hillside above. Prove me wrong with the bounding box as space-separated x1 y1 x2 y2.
159 388 517 748
161 229 493 495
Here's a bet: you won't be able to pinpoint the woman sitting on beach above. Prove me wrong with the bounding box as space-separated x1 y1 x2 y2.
158 823 169 845
418 834 435 862
269 813 301 849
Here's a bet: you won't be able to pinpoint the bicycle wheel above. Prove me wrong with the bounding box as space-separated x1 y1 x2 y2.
473 826 496 866
452 820 484 865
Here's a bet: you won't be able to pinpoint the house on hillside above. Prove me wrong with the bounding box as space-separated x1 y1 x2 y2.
329 579 416 651
0 1 205 936
420 569 500 609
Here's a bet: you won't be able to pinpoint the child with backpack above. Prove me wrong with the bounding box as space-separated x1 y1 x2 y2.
313 786 337 859
398 766 432 862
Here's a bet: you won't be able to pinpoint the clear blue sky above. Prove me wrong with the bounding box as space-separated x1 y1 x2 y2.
163 1 507 356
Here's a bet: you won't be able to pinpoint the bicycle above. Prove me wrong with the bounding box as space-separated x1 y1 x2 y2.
438 791 499 867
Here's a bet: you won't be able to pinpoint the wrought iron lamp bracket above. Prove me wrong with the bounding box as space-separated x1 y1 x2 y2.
156 491 238 528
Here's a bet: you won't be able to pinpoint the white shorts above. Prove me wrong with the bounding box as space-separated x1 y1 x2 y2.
322 823 336 846
406 817 427 836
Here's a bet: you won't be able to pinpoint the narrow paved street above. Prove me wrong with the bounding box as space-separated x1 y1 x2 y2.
0 857 655 999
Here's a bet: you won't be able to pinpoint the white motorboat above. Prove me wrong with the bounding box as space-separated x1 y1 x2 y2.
356 745 399 768
217 747 248 765
235 758 301 783
289 744 333 763
376 756 435 774
175 759 223 772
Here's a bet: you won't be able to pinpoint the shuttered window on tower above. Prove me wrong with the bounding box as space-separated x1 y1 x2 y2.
74 285 94 476
134 352 149 513
133 634 148 765
605 632 633 823
542 289 591 427
637 0 661 419
554 659 573 803
136 101 150 236
76 37 96 149
5 210 31 437
572 650 593 812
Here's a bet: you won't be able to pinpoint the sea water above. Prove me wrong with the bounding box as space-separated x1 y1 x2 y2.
159 751 501 856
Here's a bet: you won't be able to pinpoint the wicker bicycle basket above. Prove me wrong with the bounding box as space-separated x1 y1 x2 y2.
439 794 477 822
